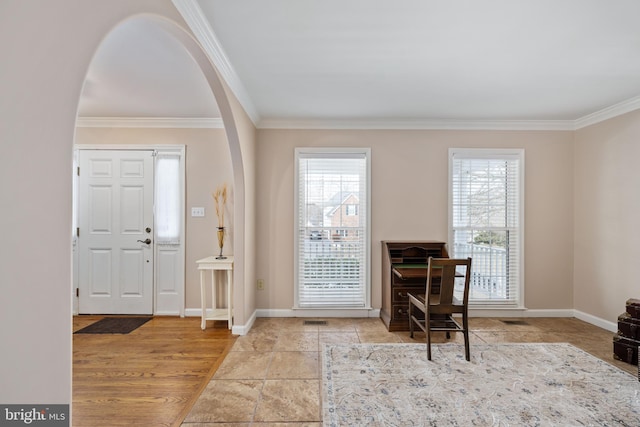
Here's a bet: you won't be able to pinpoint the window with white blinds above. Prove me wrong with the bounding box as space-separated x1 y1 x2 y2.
449 149 524 307
294 148 371 308
155 152 182 245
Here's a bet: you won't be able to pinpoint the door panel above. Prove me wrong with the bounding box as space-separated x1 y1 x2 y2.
89 186 112 232
89 249 112 295
78 150 154 314
121 186 145 232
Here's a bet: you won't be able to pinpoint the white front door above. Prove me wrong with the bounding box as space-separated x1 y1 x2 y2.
78 150 154 314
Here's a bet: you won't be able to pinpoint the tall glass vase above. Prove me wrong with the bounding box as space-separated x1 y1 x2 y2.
216 227 226 259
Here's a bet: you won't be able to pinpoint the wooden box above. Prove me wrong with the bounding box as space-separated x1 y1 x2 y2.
626 298 640 318
618 312 640 340
613 334 639 365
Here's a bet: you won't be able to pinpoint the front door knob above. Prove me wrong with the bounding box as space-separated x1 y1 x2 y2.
137 238 152 245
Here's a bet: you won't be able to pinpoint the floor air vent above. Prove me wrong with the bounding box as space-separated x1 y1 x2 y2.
304 320 327 325
500 320 529 325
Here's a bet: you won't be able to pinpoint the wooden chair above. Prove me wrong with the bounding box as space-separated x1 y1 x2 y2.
408 257 472 361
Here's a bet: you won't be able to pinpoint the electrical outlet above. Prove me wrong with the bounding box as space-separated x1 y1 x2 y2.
191 207 205 217
257 279 265 290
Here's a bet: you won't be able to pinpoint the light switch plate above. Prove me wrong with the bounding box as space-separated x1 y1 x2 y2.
191 207 205 217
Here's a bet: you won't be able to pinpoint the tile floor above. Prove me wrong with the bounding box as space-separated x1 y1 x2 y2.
181 317 636 426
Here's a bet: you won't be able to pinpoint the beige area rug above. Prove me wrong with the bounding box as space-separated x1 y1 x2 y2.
322 343 640 426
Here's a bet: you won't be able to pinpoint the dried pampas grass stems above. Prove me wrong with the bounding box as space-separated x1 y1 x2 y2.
212 184 228 228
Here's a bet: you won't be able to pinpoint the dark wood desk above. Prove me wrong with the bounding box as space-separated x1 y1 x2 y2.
381 241 449 331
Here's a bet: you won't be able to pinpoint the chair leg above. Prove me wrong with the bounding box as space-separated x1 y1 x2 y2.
408 301 414 338
463 313 470 361
426 314 432 361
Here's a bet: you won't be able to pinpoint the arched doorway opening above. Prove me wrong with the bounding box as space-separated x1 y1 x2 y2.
73 14 246 326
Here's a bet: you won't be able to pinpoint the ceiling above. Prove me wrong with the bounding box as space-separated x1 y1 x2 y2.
77 0 640 129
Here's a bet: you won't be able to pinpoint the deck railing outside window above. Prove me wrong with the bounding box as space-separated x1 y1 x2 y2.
454 242 508 301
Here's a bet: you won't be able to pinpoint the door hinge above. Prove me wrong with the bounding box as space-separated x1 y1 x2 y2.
76 288 79 297
77 166 80 176
77 227 80 237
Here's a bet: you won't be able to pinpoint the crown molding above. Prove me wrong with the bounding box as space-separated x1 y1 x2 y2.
172 0 260 126
574 95 640 130
75 98 640 131
258 118 576 131
258 94 640 130
79 116 571 131
75 117 224 128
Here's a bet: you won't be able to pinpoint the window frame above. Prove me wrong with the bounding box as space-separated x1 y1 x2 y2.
448 148 525 309
293 147 372 310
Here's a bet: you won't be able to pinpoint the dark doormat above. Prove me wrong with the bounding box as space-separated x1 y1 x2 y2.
74 316 152 334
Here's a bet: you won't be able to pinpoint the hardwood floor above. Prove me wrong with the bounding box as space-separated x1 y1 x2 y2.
73 316 236 427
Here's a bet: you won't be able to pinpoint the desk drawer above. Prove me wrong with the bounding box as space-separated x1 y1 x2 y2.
392 303 427 323
393 287 419 303
392 304 410 321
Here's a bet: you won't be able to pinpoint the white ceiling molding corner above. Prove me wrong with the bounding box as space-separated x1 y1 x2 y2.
172 0 261 126
258 118 576 131
574 95 640 130
75 117 224 129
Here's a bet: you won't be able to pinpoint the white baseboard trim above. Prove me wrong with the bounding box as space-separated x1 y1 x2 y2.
224 308 380 336
154 311 182 317
255 308 381 318
468 308 575 318
574 309 617 333
468 307 617 334
185 307 617 335
232 310 256 336
185 307 256 335
184 308 203 317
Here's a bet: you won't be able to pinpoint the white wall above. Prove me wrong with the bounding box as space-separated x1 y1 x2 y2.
255 129 575 313
0 0 130 405
574 109 640 324
228 95 258 330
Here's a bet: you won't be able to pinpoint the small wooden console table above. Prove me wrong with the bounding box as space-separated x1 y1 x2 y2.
196 256 233 330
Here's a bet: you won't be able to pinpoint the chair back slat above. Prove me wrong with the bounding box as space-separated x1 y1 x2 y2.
439 264 457 305
425 257 472 307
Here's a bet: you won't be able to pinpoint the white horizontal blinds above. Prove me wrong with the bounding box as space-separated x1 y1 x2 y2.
155 152 181 245
297 151 368 307
451 150 522 306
